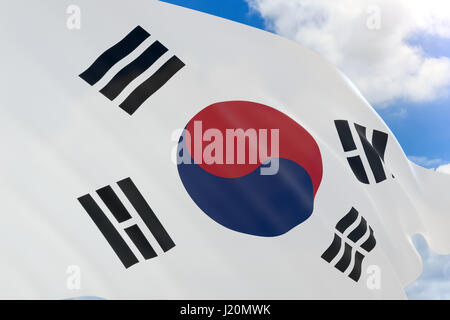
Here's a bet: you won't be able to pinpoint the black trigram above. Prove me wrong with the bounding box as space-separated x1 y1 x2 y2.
321 207 376 282
78 177 175 268
79 26 185 115
335 120 390 184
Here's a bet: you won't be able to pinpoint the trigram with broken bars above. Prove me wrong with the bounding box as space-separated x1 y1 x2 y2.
321 207 376 282
335 120 392 184
78 177 175 268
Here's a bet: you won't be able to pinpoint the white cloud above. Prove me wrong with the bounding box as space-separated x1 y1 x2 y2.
390 108 408 118
406 235 450 299
408 155 446 167
247 0 450 106
408 156 450 173
436 163 450 174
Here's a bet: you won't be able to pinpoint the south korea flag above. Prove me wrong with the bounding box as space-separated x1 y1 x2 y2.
0 0 449 299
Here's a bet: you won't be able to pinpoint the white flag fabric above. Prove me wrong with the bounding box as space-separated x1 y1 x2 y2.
1 0 449 299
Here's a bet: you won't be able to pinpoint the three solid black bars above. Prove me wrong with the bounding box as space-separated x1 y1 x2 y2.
79 26 150 86
79 26 185 115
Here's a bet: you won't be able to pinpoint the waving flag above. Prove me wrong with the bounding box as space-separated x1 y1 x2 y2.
1 0 449 299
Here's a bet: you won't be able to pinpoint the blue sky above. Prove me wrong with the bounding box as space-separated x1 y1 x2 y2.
161 0 450 171
379 32 450 168
160 0 450 299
